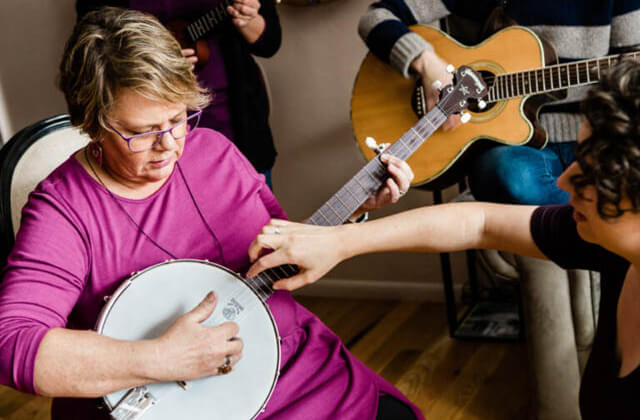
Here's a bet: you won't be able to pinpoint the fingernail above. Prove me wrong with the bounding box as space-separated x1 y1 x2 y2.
207 291 216 302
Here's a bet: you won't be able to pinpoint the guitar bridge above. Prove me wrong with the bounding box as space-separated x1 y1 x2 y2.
110 386 156 420
412 81 427 118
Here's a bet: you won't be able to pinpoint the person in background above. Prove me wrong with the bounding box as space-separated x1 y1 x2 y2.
247 59 640 420
0 8 420 420
77 0 281 188
358 0 640 204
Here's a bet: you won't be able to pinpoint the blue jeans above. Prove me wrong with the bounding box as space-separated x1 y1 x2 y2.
468 142 576 205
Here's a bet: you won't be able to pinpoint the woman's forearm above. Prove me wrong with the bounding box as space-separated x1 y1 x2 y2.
34 328 156 398
33 292 242 398
337 202 543 260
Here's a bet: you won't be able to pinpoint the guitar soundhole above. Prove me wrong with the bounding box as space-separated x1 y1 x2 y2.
411 70 496 118
467 70 496 113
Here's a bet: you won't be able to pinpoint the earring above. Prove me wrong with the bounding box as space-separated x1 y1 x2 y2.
88 141 103 167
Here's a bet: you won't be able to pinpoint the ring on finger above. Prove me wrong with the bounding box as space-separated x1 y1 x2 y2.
218 355 232 375
274 227 281 235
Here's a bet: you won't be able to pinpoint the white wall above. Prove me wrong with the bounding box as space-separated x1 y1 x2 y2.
262 1 468 299
0 0 468 300
0 0 75 141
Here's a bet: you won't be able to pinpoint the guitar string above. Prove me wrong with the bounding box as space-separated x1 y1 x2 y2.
484 56 637 102
460 54 638 104
481 52 637 85
251 108 447 298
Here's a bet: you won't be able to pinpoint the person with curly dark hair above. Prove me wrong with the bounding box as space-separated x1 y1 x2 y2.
246 59 640 420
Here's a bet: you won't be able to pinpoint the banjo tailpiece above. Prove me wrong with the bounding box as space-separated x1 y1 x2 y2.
110 386 157 420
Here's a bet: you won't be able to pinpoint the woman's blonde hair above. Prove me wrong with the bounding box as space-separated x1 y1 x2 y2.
58 7 210 139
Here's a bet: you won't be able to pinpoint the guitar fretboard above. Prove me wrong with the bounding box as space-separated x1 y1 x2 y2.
244 106 449 301
486 52 640 102
186 0 235 42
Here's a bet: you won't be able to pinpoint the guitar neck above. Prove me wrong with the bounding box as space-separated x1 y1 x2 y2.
185 0 235 42
487 51 640 102
244 106 449 299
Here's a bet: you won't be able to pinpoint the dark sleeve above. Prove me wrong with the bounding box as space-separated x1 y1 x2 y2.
530 205 625 272
75 0 129 21
247 0 281 58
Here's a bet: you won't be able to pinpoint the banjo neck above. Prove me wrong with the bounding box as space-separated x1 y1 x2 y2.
243 64 488 299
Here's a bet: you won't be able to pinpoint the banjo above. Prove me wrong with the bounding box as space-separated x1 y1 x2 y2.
95 65 486 420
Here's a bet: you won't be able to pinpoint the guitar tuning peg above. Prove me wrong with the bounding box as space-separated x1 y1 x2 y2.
431 80 442 90
365 137 389 154
460 112 471 124
365 136 378 150
446 64 455 73
478 100 487 110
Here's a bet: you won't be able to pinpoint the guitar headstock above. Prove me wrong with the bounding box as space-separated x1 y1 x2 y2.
437 66 488 116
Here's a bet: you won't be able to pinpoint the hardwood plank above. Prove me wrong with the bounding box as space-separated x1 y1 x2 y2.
0 386 49 420
460 343 529 420
349 302 422 363
419 344 509 419
297 297 395 346
354 303 448 373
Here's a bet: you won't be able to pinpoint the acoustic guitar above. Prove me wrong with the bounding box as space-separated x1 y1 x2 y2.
96 66 486 420
351 25 640 190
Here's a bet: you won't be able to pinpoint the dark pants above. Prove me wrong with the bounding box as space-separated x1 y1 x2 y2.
376 395 418 420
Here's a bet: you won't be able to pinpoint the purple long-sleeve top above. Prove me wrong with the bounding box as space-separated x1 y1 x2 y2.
0 128 423 419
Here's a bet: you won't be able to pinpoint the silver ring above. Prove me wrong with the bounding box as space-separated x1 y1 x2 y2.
399 190 407 197
273 227 281 235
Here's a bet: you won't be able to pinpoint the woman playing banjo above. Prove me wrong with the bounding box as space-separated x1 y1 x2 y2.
0 7 421 420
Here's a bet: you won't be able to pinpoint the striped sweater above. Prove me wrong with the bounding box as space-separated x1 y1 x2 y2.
358 0 640 142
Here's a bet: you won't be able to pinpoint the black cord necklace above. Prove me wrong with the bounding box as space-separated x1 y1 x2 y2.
84 146 226 265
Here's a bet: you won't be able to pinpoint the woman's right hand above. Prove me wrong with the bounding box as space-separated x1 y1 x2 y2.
410 50 462 131
150 291 243 382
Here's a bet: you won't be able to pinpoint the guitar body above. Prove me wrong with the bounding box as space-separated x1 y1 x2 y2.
351 25 561 189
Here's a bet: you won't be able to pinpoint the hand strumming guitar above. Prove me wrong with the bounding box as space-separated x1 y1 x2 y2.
411 50 462 131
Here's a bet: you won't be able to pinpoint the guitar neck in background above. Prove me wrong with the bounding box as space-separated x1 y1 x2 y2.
244 105 450 298
487 51 640 102
185 0 235 42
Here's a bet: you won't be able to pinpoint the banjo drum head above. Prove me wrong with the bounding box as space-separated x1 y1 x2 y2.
96 259 280 420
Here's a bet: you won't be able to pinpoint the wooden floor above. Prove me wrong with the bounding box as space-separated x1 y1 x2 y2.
0 298 528 420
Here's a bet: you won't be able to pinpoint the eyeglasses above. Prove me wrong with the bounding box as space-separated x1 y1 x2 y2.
106 110 202 153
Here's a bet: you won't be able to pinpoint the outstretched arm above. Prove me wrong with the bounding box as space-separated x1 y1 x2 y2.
246 202 546 290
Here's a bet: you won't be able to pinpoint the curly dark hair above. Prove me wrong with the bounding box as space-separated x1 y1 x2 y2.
571 59 640 219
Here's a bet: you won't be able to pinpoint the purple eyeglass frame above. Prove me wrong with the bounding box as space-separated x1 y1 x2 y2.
106 110 202 153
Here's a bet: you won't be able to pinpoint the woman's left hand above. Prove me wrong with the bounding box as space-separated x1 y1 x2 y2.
350 154 414 221
228 0 261 28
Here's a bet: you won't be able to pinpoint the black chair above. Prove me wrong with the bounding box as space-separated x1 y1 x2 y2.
0 115 90 267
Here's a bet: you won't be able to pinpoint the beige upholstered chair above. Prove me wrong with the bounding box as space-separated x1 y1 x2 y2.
452 187 599 419
0 115 90 265
478 249 599 420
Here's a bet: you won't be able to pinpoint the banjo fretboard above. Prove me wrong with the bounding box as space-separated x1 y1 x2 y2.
244 107 449 300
